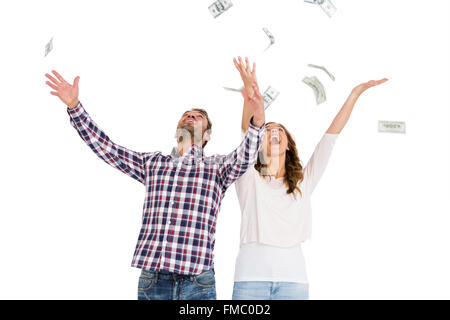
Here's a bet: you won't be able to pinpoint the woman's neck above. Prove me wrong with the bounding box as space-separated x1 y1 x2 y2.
264 154 286 179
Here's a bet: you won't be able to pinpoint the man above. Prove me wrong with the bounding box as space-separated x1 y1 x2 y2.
44 61 265 300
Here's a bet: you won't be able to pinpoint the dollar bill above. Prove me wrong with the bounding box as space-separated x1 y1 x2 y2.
318 0 337 17
263 27 275 51
308 64 335 81
209 0 233 18
45 37 53 57
378 121 406 134
303 76 326 105
304 0 337 18
263 86 280 110
223 86 244 92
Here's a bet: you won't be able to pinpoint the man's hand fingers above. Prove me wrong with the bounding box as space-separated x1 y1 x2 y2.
45 73 61 86
46 81 58 91
73 76 80 88
52 70 68 84
50 91 59 96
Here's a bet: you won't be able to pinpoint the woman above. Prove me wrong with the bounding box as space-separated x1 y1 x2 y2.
231 56 388 300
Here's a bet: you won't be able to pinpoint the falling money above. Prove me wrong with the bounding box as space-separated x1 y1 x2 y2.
263 86 280 110
45 37 53 57
378 121 406 134
304 0 337 18
223 86 244 93
209 0 233 18
263 28 275 51
308 64 335 81
303 76 326 105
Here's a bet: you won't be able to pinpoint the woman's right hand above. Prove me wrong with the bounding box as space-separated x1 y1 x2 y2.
233 56 257 99
45 70 80 109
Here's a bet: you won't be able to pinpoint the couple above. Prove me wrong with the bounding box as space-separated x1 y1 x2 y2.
45 57 387 300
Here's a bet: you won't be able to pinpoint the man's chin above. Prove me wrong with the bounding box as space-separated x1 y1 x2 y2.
178 124 193 132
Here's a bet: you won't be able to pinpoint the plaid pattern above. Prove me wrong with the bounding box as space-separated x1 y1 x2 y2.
67 102 265 275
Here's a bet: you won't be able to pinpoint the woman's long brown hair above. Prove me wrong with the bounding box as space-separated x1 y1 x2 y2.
254 122 304 197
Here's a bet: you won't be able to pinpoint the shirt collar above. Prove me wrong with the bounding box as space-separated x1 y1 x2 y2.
170 144 204 160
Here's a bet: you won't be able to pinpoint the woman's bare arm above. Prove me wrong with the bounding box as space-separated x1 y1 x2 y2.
326 78 389 134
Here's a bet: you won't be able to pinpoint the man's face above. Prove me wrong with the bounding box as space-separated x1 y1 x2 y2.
176 110 209 145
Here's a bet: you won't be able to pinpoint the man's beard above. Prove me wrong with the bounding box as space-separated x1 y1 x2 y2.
177 124 203 145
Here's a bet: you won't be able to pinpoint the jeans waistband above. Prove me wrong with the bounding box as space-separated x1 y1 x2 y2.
140 268 215 281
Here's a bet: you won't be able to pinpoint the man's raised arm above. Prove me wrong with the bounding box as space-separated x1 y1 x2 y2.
45 70 155 185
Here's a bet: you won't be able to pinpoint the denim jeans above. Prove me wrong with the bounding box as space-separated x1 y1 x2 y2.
137 269 216 300
232 281 309 300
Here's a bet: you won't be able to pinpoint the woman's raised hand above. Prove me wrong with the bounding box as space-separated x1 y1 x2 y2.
233 56 257 99
45 70 80 109
325 77 389 134
352 78 389 96
241 80 265 120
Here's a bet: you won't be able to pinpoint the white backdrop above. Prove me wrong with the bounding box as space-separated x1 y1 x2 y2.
0 0 449 299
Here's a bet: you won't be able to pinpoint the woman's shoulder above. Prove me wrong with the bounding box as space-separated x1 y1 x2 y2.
236 164 258 185
247 164 260 176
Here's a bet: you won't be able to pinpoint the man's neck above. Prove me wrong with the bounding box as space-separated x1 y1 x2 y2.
177 140 202 156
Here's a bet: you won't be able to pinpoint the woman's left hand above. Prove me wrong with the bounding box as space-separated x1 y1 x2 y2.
352 78 389 96
243 81 265 120
233 56 257 99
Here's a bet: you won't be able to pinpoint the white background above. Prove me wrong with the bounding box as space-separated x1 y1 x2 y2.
0 0 449 299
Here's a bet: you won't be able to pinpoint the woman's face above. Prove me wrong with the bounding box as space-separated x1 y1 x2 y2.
262 123 290 157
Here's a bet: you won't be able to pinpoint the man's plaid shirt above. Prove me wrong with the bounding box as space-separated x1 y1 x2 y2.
67 102 265 275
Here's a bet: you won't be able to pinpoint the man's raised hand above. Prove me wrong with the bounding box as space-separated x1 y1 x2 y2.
45 70 80 109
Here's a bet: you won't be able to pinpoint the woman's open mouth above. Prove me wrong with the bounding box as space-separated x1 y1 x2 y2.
270 136 280 145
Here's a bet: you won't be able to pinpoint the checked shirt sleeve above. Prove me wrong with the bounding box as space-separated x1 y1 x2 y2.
67 101 154 185
217 117 266 191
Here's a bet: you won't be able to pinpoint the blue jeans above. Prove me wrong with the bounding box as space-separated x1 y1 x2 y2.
232 281 309 300
137 269 216 300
